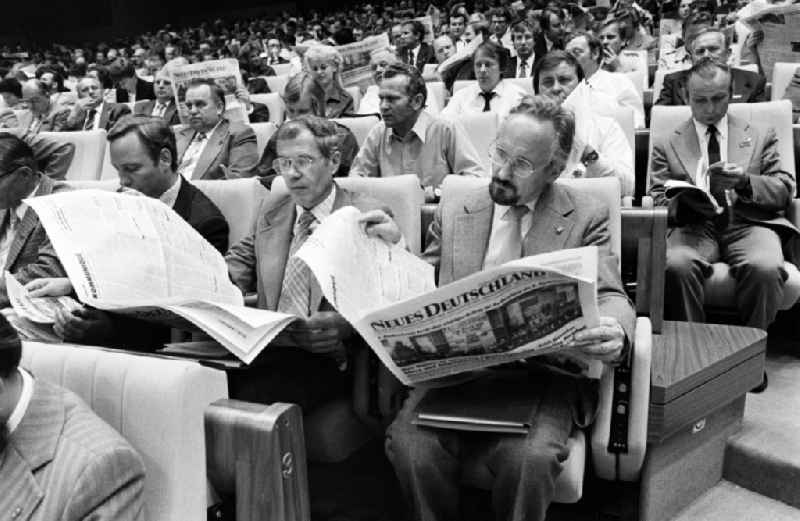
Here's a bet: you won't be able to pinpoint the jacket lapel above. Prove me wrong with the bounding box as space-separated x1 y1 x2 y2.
452 187 494 281
176 127 193 161
259 194 296 310
99 103 111 130
523 184 575 255
5 177 54 272
195 120 228 180
727 115 755 168
669 119 701 183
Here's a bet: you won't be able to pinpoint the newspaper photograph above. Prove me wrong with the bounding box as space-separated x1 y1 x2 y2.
338 33 391 87
169 58 249 125
742 3 800 80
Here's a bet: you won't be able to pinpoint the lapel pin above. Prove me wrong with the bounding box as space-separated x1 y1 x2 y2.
555 225 564 235
739 137 752 148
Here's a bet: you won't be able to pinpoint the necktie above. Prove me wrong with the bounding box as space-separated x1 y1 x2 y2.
519 61 527 78
277 210 318 316
83 108 96 130
479 91 496 112
153 103 166 118
177 132 208 178
489 205 528 268
707 125 720 166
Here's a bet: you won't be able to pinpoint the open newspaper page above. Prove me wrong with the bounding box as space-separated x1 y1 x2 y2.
23 190 296 363
169 58 249 125
742 3 800 80
296 207 600 386
338 34 391 88
4 271 81 342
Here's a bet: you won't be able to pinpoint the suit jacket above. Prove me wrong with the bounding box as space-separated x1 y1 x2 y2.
0 379 145 521
656 67 767 106
175 119 259 180
35 105 71 132
116 77 156 103
1 128 75 180
172 176 230 253
408 43 436 72
503 56 536 78
0 175 67 307
65 102 132 131
649 115 799 258
226 184 387 310
133 98 180 126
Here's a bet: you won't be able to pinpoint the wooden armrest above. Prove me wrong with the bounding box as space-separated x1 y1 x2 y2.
591 316 652 481
205 400 310 521
634 129 651 203
788 199 800 229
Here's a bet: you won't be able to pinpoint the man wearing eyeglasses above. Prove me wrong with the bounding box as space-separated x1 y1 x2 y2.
386 96 635 521
225 114 403 413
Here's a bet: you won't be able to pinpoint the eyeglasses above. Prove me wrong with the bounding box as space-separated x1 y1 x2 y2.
487 142 538 178
272 155 322 174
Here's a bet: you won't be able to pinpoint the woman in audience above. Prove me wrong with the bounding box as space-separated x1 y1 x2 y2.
302 45 354 118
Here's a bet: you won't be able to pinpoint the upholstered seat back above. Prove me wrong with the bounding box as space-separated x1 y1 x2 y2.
40 130 106 181
447 111 499 173
770 62 798 101
21 342 228 521
331 116 381 147
194 178 268 246
250 93 285 124
250 122 278 155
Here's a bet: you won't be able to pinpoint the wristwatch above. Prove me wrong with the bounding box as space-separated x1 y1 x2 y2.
581 149 599 166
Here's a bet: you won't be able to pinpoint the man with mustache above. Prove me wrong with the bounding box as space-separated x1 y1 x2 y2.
349 63 484 201
386 95 635 521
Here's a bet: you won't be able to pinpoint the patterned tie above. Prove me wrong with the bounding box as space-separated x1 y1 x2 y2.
83 108 96 130
177 132 207 178
277 210 318 316
153 102 167 118
519 61 527 78
479 91 496 112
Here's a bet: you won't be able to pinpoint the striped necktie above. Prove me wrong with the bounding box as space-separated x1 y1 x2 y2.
277 210 318 316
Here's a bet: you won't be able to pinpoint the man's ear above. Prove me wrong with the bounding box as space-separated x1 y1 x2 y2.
411 92 425 111
159 148 173 170
328 150 342 173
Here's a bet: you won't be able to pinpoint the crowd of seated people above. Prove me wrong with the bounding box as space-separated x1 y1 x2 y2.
0 0 796 518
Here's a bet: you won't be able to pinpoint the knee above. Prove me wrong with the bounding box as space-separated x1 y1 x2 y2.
738 256 786 287
494 438 568 481
666 246 704 281
385 419 443 469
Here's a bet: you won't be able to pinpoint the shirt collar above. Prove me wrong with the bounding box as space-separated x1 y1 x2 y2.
196 120 222 140
693 114 728 141
295 182 337 226
159 175 182 208
495 196 538 218
387 111 431 145
6 368 34 436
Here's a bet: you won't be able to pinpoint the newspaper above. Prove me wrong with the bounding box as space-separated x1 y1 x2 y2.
4 271 81 342
297 207 601 386
743 3 800 80
338 34 391 87
169 58 249 125
22 190 295 363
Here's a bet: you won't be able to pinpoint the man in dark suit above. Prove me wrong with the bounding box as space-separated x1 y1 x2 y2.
174 80 258 180
656 28 766 106
0 134 67 308
650 59 796 329
108 57 155 104
386 95 634 521
505 20 537 78
225 115 401 411
65 76 131 131
0 314 146 521
399 20 436 73
17 80 71 132
133 69 180 126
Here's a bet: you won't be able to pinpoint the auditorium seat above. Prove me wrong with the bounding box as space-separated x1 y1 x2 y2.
263 74 290 95
419 176 650 502
625 69 647 98
770 62 799 101
249 93 285 124
249 121 278 156
270 63 294 76
39 129 106 181
648 100 800 314
21 342 229 521
330 115 380 147
345 86 362 112
194 178 268 246
448 111 499 172
426 81 448 115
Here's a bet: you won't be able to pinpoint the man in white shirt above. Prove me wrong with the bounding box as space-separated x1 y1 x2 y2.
650 59 797 330
0 314 146 521
449 13 470 53
565 31 645 128
441 41 527 119
534 51 634 196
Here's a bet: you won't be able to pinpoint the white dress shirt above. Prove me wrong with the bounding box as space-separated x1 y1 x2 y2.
483 199 539 269
441 80 527 119
295 182 337 233
6 368 34 436
151 100 171 118
692 115 729 191
586 69 645 128
159 175 183 208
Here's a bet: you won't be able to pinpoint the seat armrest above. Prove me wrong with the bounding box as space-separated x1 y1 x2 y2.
591 316 651 482
788 198 800 229
205 400 310 521
640 196 654 208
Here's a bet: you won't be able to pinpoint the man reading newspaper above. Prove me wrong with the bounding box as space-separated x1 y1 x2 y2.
385 96 635 521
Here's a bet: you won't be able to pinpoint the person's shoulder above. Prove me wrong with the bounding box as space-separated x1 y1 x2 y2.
734 67 765 83
663 68 688 82
556 183 611 222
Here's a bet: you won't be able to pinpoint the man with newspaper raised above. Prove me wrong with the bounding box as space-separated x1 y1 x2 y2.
385 96 635 521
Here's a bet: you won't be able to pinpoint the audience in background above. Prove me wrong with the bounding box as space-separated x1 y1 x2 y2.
65 75 131 131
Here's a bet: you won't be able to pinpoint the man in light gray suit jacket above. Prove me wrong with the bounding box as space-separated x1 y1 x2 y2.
0 313 146 521
386 96 635 521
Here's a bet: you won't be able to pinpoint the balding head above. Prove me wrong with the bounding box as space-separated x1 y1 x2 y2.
21 80 50 115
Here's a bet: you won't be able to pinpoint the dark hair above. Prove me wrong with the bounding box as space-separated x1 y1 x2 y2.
488 7 512 22
108 115 179 171
688 26 730 53
449 12 467 25
186 79 227 109
473 40 509 72
34 65 66 91
107 57 137 81
511 20 535 35
402 20 427 40
0 78 22 98
381 62 427 106
540 7 565 32
0 313 21 378
532 50 585 94
0 133 36 176
509 95 575 174
565 31 603 64
276 115 341 160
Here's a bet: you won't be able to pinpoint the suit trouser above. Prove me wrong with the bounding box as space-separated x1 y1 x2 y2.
385 371 578 521
664 221 787 329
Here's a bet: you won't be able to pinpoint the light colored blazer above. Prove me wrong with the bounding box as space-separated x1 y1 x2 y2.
175 118 259 180
0 379 145 521
423 182 635 339
226 184 387 310
649 114 799 243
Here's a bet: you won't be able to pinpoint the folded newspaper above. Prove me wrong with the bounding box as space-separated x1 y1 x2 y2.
664 180 724 216
19 191 601 383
